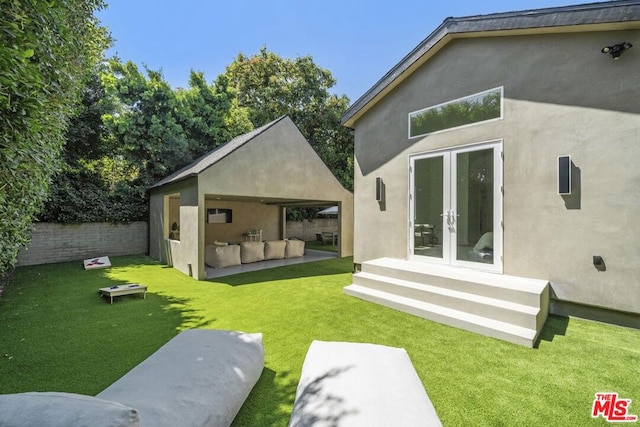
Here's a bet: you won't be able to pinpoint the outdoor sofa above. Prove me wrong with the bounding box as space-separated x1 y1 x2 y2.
205 239 305 269
0 329 265 427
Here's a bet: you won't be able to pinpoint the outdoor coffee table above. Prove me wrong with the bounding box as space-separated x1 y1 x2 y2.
99 284 147 304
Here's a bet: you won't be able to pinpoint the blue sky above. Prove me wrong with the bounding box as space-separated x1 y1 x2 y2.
97 0 585 103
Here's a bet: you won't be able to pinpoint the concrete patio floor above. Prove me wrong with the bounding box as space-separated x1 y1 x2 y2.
205 249 338 279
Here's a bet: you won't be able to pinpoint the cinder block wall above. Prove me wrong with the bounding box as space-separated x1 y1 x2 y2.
16 219 335 268
16 222 148 267
285 218 338 241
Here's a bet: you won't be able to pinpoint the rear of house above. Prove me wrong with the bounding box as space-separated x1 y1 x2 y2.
342 1 640 346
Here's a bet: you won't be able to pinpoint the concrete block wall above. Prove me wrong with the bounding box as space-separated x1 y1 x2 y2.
285 218 338 241
16 222 148 267
15 219 333 268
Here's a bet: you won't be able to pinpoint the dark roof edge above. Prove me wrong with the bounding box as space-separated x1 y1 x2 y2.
149 115 289 190
341 0 640 127
147 173 198 192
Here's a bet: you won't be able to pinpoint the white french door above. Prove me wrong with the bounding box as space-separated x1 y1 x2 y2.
409 141 503 272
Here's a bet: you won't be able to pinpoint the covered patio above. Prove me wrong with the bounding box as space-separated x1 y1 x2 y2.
148 116 354 280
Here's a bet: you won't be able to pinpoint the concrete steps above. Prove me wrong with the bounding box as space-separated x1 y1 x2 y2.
345 258 549 347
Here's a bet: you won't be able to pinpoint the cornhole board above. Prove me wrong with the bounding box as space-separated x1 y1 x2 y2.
83 256 111 270
99 284 147 304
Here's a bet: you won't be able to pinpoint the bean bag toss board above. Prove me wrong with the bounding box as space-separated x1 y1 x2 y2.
83 256 111 270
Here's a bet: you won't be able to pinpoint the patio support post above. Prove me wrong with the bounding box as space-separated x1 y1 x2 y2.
281 207 287 240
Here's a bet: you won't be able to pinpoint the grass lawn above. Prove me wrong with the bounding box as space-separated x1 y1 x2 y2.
0 255 638 426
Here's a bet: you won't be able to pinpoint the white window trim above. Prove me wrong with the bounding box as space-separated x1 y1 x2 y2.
408 86 504 139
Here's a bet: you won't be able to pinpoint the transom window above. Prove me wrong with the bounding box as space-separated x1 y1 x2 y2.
409 87 503 138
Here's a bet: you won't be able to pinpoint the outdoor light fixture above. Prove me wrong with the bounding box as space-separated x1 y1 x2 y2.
601 42 633 60
558 155 571 195
593 255 606 272
375 177 384 202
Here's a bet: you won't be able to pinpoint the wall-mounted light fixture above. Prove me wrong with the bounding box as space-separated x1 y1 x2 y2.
601 42 633 60
593 255 606 272
375 177 384 202
558 155 571 195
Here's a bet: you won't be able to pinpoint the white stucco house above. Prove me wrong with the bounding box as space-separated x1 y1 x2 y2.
341 1 640 346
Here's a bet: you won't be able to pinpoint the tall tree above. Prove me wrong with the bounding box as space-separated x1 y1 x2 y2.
40 66 138 223
92 60 253 219
177 71 252 160
42 60 253 224
224 47 354 190
0 0 109 277
101 60 190 189
102 60 254 188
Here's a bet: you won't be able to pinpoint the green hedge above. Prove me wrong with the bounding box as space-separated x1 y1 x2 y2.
0 0 108 277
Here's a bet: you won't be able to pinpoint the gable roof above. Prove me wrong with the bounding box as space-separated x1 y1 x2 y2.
150 116 288 189
341 0 640 128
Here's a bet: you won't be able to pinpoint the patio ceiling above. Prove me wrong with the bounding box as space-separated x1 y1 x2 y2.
204 194 337 208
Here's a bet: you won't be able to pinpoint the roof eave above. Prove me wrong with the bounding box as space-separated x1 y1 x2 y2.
149 173 198 191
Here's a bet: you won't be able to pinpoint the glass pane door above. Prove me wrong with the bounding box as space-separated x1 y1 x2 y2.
410 142 502 271
412 154 446 260
453 148 495 265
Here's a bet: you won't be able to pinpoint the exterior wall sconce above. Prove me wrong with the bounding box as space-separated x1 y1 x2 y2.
601 42 633 60
375 177 384 202
558 155 571 195
593 255 606 272
375 176 386 211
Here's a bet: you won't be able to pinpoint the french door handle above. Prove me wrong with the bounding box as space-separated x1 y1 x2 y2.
440 211 450 225
441 210 458 229
441 210 457 226
451 211 459 224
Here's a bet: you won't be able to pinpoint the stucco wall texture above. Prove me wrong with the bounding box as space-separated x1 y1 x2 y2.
351 30 640 315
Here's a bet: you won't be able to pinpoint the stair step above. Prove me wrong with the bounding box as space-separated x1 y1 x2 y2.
353 271 540 329
345 284 538 347
361 258 548 306
348 258 550 346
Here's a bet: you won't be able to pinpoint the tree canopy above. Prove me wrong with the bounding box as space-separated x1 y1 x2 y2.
41 47 354 227
41 59 253 223
225 47 353 190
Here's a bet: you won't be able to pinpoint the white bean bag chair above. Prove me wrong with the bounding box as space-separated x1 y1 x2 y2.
289 340 442 427
97 329 264 427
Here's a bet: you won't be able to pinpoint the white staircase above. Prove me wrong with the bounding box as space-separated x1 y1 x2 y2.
345 258 549 347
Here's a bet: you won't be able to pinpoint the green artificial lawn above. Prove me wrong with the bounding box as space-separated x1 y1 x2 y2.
0 255 638 426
